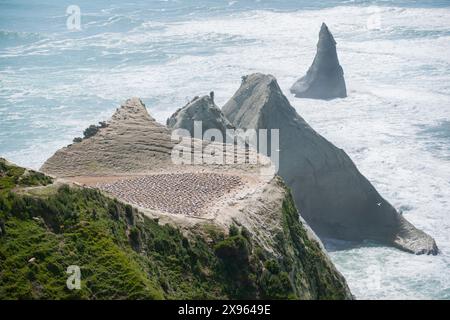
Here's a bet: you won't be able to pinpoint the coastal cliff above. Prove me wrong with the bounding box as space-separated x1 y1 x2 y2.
223 73 437 255
40 98 174 177
167 94 235 139
0 99 352 299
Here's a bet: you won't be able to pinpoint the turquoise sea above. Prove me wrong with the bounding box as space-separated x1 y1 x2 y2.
1 0 449 299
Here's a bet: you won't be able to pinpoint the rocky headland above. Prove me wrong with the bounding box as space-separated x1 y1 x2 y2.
0 98 352 299
222 73 437 255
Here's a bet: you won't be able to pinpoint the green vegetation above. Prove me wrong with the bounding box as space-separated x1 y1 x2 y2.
0 158 53 194
275 191 351 299
73 121 108 143
0 161 350 300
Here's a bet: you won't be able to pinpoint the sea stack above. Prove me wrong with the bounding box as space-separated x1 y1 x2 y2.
223 73 437 255
290 23 347 99
167 94 235 139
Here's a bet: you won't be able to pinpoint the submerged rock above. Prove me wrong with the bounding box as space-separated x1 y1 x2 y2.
223 73 438 255
290 23 347 99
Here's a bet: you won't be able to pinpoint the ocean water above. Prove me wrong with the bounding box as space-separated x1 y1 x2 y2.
1 0 449 299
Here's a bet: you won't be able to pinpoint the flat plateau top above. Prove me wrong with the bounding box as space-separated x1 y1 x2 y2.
94 172 244 216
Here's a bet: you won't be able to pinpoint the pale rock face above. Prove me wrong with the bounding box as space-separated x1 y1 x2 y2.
223 73 438 255
40 98 174 176
166 95 235 141
39 96 353 298
41 97 264 177
290 23 347 100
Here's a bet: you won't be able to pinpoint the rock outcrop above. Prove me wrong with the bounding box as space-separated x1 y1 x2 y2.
223 73 438 255
41 98 174 176
167 94 235 140
1 157 354 299
290 23 347 99
38 98 353 299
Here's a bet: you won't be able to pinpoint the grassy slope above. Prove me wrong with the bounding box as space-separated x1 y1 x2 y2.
0 159 350 299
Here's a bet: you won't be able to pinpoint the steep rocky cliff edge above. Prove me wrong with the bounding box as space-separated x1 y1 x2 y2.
0 99 352 299
167 94 235 139
223 73 437 255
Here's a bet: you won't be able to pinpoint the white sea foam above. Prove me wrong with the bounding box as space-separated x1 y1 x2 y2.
1 4 449 299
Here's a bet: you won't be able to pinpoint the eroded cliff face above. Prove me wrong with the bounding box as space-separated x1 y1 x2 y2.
31 99 352 299
0 158 352 299
167 94 235 140
223 73 437 255
290 23 347 100
41 98 174 177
